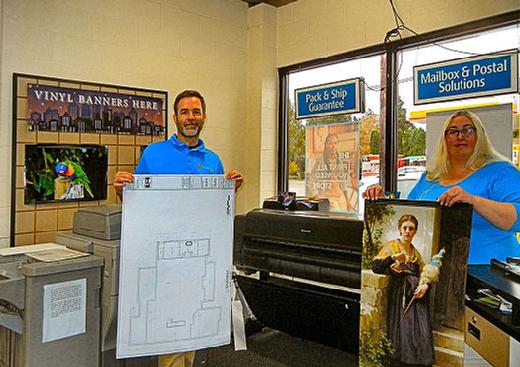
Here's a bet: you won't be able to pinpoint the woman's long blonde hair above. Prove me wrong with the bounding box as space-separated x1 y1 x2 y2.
426 110 506 181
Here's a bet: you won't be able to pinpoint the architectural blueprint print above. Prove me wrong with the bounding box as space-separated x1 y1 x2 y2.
116 175 235 358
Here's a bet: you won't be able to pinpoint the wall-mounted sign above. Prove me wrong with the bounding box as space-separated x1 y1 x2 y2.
27 84 165 136
295 78 365 119
414 50 518 105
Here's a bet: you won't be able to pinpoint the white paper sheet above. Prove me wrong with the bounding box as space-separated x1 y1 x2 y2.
42 278 87 343
232 300 247 351
0 242 65 256
116 174 235 358
27 247 88 262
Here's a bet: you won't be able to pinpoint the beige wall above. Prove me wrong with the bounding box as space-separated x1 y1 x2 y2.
1 0 519 247
0 0 4 246
246 5 278 211
276 0 520 67
0 0 251 247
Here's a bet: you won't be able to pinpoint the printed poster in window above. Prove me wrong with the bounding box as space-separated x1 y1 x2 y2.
305 122 359 212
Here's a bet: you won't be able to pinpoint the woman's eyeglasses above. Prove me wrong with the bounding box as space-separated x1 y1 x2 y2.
444 126 475 138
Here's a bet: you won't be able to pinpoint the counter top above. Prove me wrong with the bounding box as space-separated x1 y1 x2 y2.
466 264 520 342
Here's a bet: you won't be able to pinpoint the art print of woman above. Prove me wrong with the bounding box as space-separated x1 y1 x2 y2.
372 214 436 366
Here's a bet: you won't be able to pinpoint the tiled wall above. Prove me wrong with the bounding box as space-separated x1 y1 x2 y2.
12 75 166 246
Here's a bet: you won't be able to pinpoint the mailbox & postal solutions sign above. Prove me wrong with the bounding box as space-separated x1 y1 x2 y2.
414 50 518 105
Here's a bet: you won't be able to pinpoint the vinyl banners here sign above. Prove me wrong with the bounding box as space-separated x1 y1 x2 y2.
295 78 364 119
414 51 518 105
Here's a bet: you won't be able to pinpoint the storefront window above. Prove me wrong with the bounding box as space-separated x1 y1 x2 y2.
396 24 520 198
281 17 519 217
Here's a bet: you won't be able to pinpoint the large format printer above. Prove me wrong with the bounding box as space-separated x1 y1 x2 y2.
233 208 363 353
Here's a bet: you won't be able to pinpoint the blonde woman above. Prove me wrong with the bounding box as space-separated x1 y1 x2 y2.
364 111 520 264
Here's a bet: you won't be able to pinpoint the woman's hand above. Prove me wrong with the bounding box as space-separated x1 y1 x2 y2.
414 284 429 299
438 186 518 231
362 184 386 201
437 186 474 207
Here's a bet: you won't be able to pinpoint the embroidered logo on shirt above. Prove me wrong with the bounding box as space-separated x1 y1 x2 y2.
197 164 216 173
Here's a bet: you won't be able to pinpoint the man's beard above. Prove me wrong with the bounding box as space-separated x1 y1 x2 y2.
180 126 200 138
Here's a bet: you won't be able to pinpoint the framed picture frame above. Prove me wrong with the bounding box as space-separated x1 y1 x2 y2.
359 199 472 367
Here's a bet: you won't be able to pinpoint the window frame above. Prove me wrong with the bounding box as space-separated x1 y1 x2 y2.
278 10 520 194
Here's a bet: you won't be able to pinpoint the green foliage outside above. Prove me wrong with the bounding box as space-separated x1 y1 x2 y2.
397 98 426 156
305 113 356 126
359 317 395 367
288 161 300 177
362 203 395 270
359 111 380 156
288 104 305 179
369 130 380 155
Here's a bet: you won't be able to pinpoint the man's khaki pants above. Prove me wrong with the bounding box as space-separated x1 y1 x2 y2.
158 351 195 367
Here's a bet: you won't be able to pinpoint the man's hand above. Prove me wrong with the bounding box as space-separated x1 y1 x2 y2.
114 171 134 199
225 171 243 192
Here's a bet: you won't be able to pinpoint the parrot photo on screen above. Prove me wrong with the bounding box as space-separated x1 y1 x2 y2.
55 160 94 197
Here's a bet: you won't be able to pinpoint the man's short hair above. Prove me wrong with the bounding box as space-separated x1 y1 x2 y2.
174 90 206 115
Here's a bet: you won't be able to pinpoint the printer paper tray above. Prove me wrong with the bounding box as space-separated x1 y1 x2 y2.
235 238 361 288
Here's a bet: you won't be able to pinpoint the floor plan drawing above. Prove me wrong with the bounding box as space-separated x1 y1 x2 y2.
117 175 235 358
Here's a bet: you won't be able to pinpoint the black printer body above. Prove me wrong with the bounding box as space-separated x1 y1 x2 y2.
233 208 363 353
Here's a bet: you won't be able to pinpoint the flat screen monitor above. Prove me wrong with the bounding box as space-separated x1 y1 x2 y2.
24 144 109 204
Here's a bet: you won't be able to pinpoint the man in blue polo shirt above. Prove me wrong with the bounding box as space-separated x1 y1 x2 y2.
113 90 242 367
114 89 243 197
